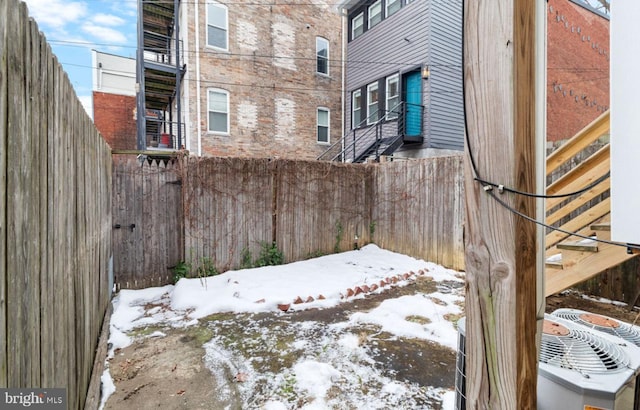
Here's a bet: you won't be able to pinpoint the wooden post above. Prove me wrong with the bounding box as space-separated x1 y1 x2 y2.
463 0 538 408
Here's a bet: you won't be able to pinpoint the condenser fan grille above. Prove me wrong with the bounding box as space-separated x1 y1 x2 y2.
541 323 630 374
553 309 640 347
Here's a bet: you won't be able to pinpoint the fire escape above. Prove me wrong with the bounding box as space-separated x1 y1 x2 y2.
136 0 186 151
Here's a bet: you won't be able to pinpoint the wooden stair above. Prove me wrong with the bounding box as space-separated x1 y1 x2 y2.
543 111 638 297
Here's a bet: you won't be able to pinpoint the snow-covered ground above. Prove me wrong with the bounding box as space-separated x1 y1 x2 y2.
101 244 465 409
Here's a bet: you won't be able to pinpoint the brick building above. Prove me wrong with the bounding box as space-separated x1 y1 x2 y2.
138 0 343 159
92 50 137 150
547 0 609 146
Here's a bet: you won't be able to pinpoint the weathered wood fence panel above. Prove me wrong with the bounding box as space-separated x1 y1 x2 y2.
172 156 465 282
183 157 274 271
112 155 183 289
275 160 373 262
1 1 112 409
373 156 465 270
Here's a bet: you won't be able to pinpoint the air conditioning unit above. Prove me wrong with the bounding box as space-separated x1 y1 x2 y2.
454 315 640 410
551 308 640 347
454 317 466 410
538 314 640 410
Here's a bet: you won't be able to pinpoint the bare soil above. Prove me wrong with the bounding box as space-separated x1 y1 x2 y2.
103 280 638 409
103 277 462 409
546 289 640 324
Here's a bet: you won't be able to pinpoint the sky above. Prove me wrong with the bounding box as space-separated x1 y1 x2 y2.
101 244 465 409
23 0 138 117
20 0 609 120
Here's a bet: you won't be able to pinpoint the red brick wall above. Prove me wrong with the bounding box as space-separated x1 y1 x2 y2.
547 0 609 144
93 91 137 150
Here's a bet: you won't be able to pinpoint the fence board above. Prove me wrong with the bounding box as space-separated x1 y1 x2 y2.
0 0 8 387
28 18 44 387
1 1 112 406
6 1 33 386
39 27 54 390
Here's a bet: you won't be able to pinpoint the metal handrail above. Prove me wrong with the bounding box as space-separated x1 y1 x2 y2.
143 30 184 67
317 102 405 162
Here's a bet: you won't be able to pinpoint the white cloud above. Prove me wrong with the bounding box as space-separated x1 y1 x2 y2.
81 23 128 44
24 0 87 29
92 13 126 27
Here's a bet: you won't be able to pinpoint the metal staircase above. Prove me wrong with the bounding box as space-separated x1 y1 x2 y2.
317 102 423 163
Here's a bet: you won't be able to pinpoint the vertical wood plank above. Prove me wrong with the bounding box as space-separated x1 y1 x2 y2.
0 0 8 388
40 29 55 390
6 1 32 386
28 19 42 387
463 0 538 407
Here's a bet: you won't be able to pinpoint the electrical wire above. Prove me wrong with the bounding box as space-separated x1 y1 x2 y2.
474 172 610 199
460 1 640 252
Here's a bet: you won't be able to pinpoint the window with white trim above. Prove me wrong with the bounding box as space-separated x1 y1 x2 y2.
368 0 382 28
386 74 399 119
352 89 362 128
207 1 228 50
317 108 330 143
316 37 329 75
352 12 364 40
207 89 229 133
367 82 379 124
386 0 401 17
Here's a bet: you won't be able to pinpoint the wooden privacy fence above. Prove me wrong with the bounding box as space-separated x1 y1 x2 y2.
373 156 465 270
113 154 465 288
112 154 183 289
0 1 113 409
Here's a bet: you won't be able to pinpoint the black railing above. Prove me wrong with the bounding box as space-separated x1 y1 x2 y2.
145 116 185 150
318 101 423 163
143 31 184 67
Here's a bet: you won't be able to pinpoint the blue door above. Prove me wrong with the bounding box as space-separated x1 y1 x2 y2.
403 71 422 138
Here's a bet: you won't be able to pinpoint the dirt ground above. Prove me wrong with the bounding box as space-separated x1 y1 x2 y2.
103 280 638 410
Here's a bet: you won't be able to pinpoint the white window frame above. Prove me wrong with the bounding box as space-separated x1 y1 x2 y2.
368 0 382 28
316 37 329 75
317 107 330 144
352 89 362 129
386 0 401 17
351 12 364 40
207 88 229 134
386 74 399 119
367 82 379 125
206 1 228 51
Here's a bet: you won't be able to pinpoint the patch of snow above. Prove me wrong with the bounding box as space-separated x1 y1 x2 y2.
546 253 562 263
441 389 456 410
98 366 115 410
577 236 597 245
348 292 463 349
293 360 341 404
263 401 287 410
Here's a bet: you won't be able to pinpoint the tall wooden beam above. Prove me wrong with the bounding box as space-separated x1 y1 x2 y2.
463 0 538 408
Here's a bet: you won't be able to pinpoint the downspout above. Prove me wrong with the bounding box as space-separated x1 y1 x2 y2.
195 0 203 156
175 0 183 149
182 0 191 151
535 0 547 348
341 7 346 159
136 0 146 150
